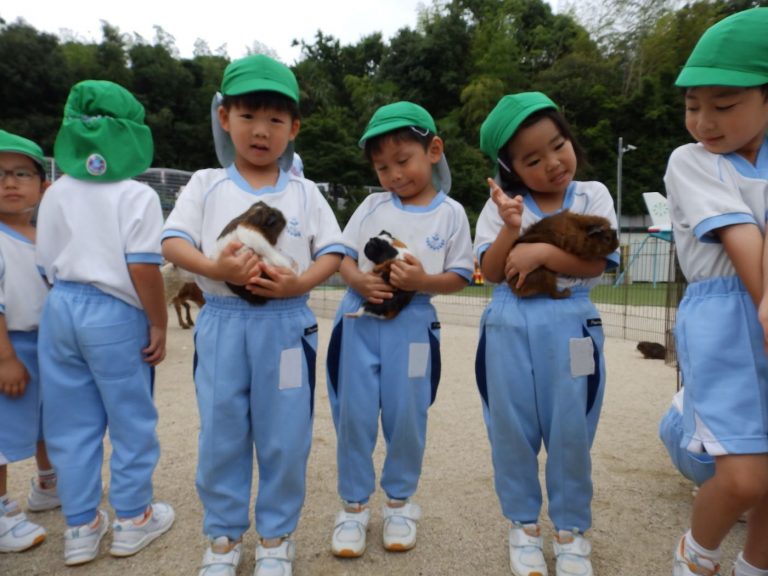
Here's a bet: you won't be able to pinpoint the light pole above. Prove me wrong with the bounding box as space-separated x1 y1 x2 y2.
616 136 637 244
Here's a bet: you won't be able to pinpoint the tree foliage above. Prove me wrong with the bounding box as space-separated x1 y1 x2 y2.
1 0 761 227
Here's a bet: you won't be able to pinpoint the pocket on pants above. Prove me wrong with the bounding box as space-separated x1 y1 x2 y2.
80 321 141 380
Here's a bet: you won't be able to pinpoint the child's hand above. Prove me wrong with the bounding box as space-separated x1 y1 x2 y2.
0 355 29 397
214 241 262 285
505 243 549 288
142 325 167 366
356 272 394 304
389 253 426 292
489 178 523 231
245 264 304 299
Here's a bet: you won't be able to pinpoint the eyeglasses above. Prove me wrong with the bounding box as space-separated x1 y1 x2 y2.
0 168 39 181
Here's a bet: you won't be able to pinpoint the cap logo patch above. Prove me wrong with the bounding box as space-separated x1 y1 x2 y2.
85 153 107 176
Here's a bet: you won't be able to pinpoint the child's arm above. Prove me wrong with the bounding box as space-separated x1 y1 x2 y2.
389 254 468 294
127 263 168 366
504 243 607 288
760 232 768 348
246 253 343 299
339 255 394 304
717 223 763 306
481 178 524 283
0 315 29 397
162 236 261 284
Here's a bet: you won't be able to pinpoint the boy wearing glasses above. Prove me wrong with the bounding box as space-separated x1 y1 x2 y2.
0 130 61 553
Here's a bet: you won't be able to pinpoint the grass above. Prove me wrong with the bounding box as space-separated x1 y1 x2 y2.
456 281 675 307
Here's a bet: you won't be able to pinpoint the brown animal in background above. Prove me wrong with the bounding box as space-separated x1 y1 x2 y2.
172 282 205 329
161 262 204 329
637 341 666 360
509 211 618 299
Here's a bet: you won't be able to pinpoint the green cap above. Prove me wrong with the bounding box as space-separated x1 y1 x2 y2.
479 92 558 164
359 101 451 193
0 130 45 169
676 8 768 87
359 101 437 146
54 80 153 181
221 54 299 102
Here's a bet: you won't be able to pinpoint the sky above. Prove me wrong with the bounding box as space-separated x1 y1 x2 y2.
1 1 432 64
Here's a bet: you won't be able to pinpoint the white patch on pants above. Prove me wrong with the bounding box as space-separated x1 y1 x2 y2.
569 337 595 378
408 342 430 378
279 347 302 389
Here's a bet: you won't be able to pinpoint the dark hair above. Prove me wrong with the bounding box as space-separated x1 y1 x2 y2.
497 108 585 196
221 90 300 120
364 126 435 163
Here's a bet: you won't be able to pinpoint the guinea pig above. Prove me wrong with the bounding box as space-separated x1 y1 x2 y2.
637 341 666 360
509 211 618 299
215 201 292 305
346 230 415 320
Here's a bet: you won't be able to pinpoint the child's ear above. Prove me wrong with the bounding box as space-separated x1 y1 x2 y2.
217 105 231 133
428 136 444 164
289 118 301 140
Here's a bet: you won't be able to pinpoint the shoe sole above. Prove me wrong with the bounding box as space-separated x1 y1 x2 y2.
0 532 46 553
109 515 175 557
383 542 416 552
332 546 365 558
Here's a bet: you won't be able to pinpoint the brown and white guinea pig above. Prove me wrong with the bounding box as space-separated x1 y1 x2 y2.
215 201 293 305
346 230 416 320
509 210 618 299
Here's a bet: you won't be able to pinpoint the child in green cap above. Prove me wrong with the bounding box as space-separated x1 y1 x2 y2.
162 54 344 576
474 91 619 576
36 80 175 567
663 7 768 576
325 101 473 558
0 129 62 554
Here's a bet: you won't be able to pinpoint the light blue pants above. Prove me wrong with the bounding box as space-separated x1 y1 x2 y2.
38 282 158 526
659 404 715 486
326 291 440 504
475 285 605 532
0 331 40 465
194 295 317 540
675 276 768 456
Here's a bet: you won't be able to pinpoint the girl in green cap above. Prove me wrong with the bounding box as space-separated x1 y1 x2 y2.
664 7 768 576
474 92 619 576
0 130 61 554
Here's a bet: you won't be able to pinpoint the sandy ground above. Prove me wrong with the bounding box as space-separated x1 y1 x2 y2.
1 300 746 576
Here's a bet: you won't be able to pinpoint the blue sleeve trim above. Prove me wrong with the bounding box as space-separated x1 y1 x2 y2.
475 243 491 263
314 243 348 259
0 304 5 314
447 267 473 282
161 230 197 247
694 213 756 244
125 253 163 264
605 252 620 269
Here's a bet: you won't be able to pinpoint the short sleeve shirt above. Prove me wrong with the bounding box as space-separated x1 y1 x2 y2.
0 224 49 331
162 166 344 297
36 176 163 309
664 140 768 283
342 191 474 286
474 180 620 290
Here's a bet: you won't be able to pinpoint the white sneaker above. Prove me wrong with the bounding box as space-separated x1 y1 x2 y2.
0 499 47 552
673 535 721 576
110 501 175 557
553 530 593 576
331 506 370 557
509 523 548 576
26 478 61 512
199 536 242 576
64 509 108 566
255 540 295 576
382 501 421 552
